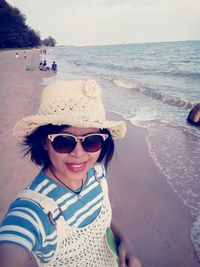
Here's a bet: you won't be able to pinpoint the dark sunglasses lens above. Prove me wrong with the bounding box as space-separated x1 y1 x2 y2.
83 135 104 152
52 136 76 153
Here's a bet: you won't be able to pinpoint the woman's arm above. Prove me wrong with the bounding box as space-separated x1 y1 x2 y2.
0 243 30 267
111 221 141 267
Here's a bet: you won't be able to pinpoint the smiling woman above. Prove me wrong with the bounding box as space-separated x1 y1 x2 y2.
0 80 141 267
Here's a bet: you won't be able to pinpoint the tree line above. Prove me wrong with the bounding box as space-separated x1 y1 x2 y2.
0 0 56 48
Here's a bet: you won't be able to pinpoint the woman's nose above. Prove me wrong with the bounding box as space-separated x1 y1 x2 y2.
70 139 86 156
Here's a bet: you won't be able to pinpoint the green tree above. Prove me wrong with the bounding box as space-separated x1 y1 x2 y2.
41 36 57 47
0 0 41 48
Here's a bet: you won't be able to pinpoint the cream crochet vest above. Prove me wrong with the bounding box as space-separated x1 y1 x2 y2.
17 171 118 267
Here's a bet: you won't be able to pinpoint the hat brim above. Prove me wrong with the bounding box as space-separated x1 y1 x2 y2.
13 114 126 140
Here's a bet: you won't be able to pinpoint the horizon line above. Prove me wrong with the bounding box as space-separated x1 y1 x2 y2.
57 39 200 48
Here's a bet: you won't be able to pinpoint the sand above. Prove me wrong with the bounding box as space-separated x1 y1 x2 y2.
0 49 199 267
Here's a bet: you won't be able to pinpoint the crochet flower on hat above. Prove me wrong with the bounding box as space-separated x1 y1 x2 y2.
83 80 101 99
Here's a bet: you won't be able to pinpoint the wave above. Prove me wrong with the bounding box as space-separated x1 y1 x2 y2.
157 70 200 80
109 77 195 110
113 78 138 89
70 59 146 73
70 58 200 81
141 87 194 109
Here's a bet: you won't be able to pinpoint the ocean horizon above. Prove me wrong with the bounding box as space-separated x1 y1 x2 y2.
57 39 200 47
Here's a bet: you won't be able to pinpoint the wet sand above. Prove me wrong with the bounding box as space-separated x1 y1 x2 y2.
0 49 199 267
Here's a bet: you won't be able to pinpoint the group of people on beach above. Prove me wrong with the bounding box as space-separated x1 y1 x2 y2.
40 48 47 55
39 60 57 72
15 51 27 59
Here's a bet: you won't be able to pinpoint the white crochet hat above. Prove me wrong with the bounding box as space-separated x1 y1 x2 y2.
13 80 126 139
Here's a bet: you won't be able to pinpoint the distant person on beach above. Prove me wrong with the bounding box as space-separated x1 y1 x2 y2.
51 61 57 72
24 51 26 59
187 103 200 126
39 62 43 71
42 60 50 71
0 80 141 267
15 53 19 59
42 59 47 69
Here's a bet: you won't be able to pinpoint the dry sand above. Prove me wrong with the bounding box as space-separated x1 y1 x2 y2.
0 49 199 267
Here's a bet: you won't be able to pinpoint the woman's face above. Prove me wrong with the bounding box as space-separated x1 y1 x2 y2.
44 126 101 182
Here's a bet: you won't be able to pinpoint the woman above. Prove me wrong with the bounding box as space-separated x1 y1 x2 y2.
0 80 141 267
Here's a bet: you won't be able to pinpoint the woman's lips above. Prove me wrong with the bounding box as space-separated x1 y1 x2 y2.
66 162 87 172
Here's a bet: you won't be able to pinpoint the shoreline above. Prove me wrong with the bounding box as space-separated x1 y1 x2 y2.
0 49 199 267
108 113 199 266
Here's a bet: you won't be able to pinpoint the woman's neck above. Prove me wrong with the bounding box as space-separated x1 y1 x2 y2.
44 167 86 190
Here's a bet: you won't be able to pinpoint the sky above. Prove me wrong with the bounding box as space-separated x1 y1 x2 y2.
7 0 200 46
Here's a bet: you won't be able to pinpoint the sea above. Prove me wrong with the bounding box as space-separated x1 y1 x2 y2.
42 40 200 258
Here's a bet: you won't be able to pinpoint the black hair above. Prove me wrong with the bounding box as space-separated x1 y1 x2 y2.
23 124 115 171
98 128 114 170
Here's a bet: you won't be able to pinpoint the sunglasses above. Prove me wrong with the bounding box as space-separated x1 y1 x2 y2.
48 133 109 153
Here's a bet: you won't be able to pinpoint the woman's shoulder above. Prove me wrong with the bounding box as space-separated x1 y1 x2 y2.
1 188 58 232
4 194 51 228
0 195 57 257
2 179 58 233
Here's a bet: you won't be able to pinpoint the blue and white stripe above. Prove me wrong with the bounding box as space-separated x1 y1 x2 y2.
0 164 105 262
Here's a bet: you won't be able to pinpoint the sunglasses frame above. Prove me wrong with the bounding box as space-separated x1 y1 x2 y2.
47 133 109 153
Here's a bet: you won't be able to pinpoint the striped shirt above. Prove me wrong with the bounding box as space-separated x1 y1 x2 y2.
0 164 105 262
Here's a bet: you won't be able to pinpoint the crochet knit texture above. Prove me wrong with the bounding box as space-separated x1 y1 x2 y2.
18 177 118 267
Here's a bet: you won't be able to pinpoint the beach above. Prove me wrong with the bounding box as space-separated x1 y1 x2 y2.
0 49 199 267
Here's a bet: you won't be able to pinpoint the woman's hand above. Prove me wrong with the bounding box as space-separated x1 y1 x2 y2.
110 221 141 267
118 239 141 267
